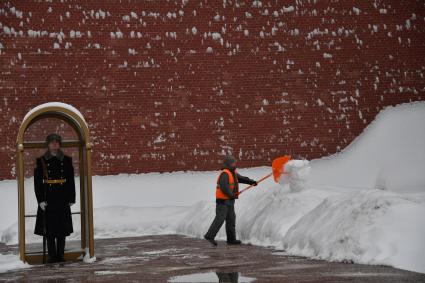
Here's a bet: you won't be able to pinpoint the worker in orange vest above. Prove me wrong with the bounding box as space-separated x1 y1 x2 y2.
204 155 257 246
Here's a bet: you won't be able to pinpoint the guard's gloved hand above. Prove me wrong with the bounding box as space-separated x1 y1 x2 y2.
39 201 47 211
250 180 258 186
69 203 75 207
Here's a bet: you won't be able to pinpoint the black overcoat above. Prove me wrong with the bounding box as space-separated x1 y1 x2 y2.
34 151 75 237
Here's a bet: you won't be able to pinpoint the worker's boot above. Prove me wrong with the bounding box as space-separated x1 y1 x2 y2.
227 239 242 245
204 235 218 246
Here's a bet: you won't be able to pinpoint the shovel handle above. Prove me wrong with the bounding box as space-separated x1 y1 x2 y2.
239 173 273 194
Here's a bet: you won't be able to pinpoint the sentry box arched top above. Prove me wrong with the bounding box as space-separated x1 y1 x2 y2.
16 102 95 264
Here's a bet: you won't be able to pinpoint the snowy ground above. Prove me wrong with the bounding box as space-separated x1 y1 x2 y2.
0 101 424 274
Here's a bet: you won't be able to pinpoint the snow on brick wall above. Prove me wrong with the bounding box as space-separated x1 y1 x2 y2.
0 1 424 180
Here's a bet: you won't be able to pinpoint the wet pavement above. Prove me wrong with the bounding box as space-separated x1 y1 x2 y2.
0 234 424 282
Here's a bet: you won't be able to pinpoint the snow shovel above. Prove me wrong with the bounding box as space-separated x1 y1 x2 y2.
239 155 291 195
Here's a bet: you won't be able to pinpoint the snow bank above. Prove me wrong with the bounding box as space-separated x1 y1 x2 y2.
93 206 188 239
283 190 425 273
0 102 424 274
0 254 30 273
0 168 272 245
308 101 425 193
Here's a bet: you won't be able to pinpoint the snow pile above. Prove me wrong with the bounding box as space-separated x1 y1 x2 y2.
0 254 30 273
307 101 425 192
0 101 424 274
225 187 329 247
82 248 96 263
282 159 311 192
93 206 188 239
283 190 425 273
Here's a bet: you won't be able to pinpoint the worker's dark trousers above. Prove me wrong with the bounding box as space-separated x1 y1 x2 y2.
204 203 236 241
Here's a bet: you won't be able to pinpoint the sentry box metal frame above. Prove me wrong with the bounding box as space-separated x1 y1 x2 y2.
16 102 95 264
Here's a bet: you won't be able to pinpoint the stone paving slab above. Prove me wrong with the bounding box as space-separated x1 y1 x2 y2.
0 235 424 282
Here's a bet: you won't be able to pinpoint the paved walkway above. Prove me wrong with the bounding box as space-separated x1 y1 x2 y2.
1 235 424 282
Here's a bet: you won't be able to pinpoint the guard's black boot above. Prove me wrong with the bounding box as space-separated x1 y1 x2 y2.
47 236 57 263
227 240 242 245
56 236 66 262
204 235 218 246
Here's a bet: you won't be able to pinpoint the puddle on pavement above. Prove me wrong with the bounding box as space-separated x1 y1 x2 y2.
101 256 150 264
95 270 136 276
168 271 256 283
333 272 401 277
141 248 186 256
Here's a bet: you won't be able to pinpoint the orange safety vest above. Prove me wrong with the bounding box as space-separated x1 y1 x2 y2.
216 169 239 200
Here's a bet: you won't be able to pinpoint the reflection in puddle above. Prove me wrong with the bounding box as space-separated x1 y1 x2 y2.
168 271 256 283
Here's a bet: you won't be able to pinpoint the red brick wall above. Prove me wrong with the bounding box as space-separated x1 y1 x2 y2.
1 1 424 180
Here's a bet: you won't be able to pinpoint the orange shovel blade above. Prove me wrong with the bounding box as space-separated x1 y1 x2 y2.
272 155 291 182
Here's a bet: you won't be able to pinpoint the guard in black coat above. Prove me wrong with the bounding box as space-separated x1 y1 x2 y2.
34 134 76 263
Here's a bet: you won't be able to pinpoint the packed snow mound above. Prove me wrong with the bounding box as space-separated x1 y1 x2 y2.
0 254 29 273
282 159 311 192
308 101 425 192
180 186 331 248
283 190 425 273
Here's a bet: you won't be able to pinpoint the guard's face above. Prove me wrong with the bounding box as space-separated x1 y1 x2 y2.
230 161 237 169
48 140 61 151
